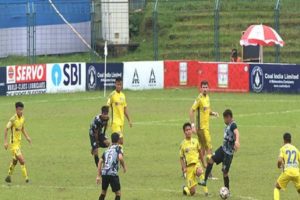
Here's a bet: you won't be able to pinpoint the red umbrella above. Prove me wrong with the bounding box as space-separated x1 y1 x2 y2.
240 24 284 47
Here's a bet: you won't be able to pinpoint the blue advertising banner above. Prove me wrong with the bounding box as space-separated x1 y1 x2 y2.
0 67 7 96
249 64 300 93
86 63 123 90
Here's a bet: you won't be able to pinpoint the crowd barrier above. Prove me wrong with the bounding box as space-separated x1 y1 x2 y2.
249 64 300 93
164 61 249 92
0 61 299 96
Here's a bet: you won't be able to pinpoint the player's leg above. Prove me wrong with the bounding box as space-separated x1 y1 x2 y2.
222 153 233 190
201 146 223 186
92 149 99 167
99 175 109 200
293 175 300 198
118 126 124 146
203 129 213 161
5 149 18 183
183 164 197 196
111 124 123 145
90 130 100 167
196 129 206 168
8 158 18 176
195 164 208 195
99 190 107 200
274 182 281 200
111 176 121 200
274 173 289 200
15 149 29 182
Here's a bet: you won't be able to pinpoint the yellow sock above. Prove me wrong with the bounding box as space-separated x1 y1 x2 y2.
199 174 205 181
20 165 28 180
183 186 191 196
203 186 208 194
8 162 16 176
206 154 212 161
274 188 280 200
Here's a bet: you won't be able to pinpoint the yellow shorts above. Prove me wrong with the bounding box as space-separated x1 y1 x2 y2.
111 123 124 138
197 129 212 150
277 172 300 190
186 163 202 189
10 146 22 160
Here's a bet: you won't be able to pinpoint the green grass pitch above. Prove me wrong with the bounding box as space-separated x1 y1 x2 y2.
0 89 300 200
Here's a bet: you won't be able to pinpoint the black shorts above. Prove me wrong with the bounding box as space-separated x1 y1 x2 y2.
89 131 108 150
211 146 233 174
102 175 121 192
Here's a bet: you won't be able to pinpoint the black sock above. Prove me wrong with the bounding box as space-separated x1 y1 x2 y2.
99 194 105 200
94 155 99 167
205 163 213 182
224 176 229 190
115 195 120 200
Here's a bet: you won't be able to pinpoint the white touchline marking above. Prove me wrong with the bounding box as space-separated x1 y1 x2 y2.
134 108 300 126
1 184 259 199
135 122 298 128
0 93 300 106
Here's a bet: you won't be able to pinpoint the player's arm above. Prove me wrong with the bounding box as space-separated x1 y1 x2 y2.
277 150 284 169
119 153 127 173
189 108 196 132
93 128 99 145
179 146 186 174
189 98 200 132
233 128 240 151
124 106 132 128
96 158 103 184
180 156 187 175
277 157 284 169
4 120 13 150
209 110 219 117
21 125 32 144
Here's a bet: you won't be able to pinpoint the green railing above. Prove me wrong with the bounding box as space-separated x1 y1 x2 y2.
151 0 300 63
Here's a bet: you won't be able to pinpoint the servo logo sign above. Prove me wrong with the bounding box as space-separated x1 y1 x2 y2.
251 66 264 93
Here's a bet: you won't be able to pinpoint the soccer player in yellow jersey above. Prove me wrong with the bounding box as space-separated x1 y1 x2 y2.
180 122 208 196
274 133 300 200
189 80 219 167
107 77 132 145
4 102 32 183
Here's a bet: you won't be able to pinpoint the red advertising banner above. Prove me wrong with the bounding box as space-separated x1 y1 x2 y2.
7 64 46 84
164 61 249 92
6 64 47 96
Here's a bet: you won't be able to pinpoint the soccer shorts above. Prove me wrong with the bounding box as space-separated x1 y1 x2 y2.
111 123 124 138
89 130 108 150
102 175 121 192
186 162 202 189
197 129 212 150
10 145 22 160
212 146 233 174
277 172 300 190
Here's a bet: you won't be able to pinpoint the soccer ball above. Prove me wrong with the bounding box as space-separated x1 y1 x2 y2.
219 187 230 199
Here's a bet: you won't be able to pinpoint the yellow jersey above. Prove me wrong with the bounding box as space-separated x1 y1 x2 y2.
279 143 300 177
179 138 200 166
6 114 25 146
107 90 127 126
191 94 210 129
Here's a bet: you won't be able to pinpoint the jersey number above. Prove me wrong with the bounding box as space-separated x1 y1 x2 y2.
286 150 297 164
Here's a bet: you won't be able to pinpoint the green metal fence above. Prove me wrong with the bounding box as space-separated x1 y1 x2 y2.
1 0 299 65
152 0 300 63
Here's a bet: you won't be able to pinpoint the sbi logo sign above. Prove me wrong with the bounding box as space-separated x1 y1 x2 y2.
52 64 62 86
51 64 82 86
